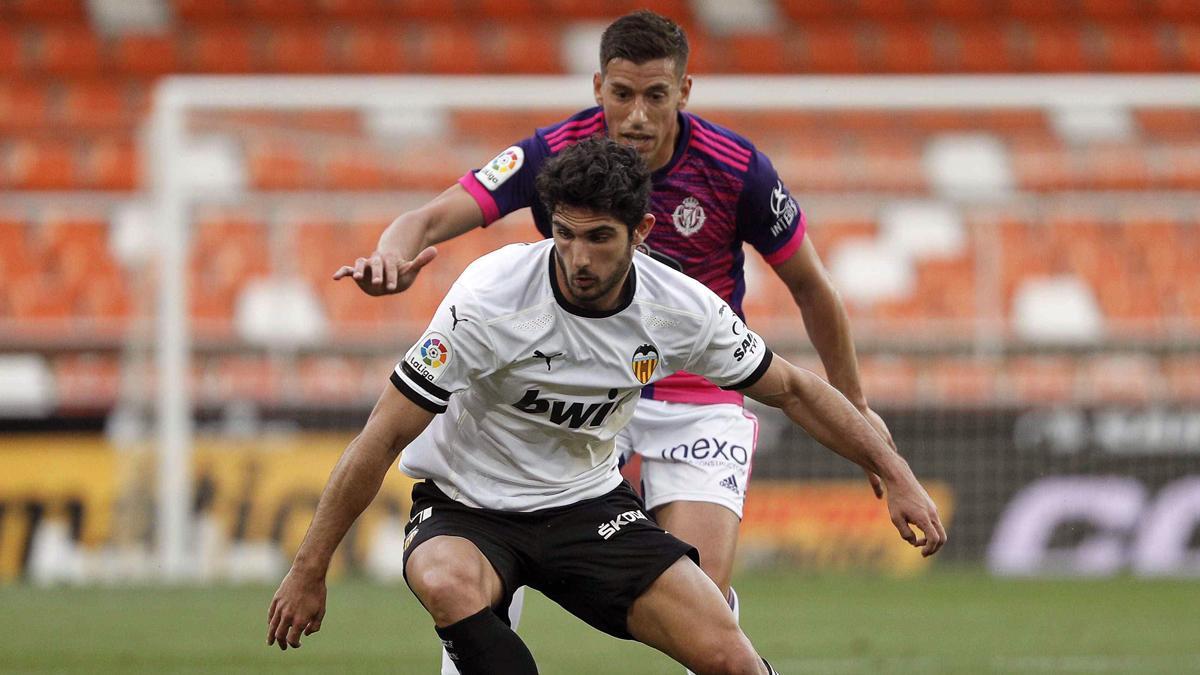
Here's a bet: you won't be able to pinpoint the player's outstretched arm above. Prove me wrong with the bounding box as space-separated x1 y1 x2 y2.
772 237 897 497
741 356 947 557
267 384 435 651
332 183 485 295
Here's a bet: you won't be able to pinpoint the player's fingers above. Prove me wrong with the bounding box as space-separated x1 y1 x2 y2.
305 614 323 635
893 515 918 546
866 471 884 499
920 519 941 557
385 256 400 291
352 257 367 281
267 605 279 645
370 253 384 286
332 265 355 280
925 515 948 556
286 621 305 649
406 246 438 272
274 614 292 650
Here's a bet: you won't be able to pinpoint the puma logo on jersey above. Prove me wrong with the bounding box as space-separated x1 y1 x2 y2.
450 305 469 331
532 350 564 371
598 509 648 540
512 387 624 429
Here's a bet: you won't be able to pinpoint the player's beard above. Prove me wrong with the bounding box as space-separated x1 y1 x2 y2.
557 250 633 309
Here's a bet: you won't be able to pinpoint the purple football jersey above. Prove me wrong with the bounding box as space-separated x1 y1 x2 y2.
458 107 806 405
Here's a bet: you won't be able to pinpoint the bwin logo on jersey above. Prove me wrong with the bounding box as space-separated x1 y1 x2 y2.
598 509 648 540
631 344 659 384
672 196 707 237
512 387 622 429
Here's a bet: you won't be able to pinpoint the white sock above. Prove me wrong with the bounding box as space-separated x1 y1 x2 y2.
685 587 740 675
439 586 526 674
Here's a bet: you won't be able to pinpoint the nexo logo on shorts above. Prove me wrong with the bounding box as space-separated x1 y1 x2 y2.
420 337 449 368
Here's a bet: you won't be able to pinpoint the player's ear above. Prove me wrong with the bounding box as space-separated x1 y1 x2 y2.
677 74 692 111
632 214 655 246
593 71 604 106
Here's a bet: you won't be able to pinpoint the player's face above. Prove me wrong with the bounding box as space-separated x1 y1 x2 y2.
551 206 654 310
594 58 692 173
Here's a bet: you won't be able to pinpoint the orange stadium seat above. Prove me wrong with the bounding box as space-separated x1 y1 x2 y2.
1078 355 1160 402
297 356 366 403
319 0 389 19
927 0 996 20
1176 25 1200 71
1135 108 1200 137
1164 357 1200 401
262 25 334 73
338 26 411 73
187 26 256 73
857 356 919 405
247 140 313 190
1 0 87 21
391 0 464 20
475 0 540 19
112 34 181 76
926 358 1001 405
855 0 919 20
777 0 847 22
82 136 138 190
0 81 50 131
1022 24 1090 72
6 139 78 190
1157 0 1200 20
1000 0 1072 20
408 23 485 74
0 26 20 75
201 356 280 403
874 23 942 73
951 23 1017 73
172 0 240 21
243 0 312 19
726 33 789 74
1080 0 1143 20
1007 356 1077 403
59 81 133 131
1094 24 1170 73
27 24 105 75
484 23 564 74
799 24 869 73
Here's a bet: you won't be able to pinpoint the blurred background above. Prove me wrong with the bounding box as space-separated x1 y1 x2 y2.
2 0 1199 672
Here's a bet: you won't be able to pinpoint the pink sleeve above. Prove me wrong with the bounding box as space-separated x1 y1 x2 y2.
458 172 501 226
761 211 807 266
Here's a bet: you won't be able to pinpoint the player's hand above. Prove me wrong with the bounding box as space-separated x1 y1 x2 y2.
884 475 947 558
267 567 327 651
859 406 897 500
332 246 438 296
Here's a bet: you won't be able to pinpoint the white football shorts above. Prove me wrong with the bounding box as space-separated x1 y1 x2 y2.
616 399 758 518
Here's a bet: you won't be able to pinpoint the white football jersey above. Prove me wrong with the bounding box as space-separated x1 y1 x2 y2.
392 238 772 511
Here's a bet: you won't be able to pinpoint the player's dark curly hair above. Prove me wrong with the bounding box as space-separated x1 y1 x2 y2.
599 10 689 78
535 136 651 234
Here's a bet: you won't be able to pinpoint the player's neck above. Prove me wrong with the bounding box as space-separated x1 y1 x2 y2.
549 252 635 317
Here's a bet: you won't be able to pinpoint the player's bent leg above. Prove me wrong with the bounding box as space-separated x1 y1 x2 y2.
406 535 504 626
652 500 741 596
627 557 766 675
407 536 537 675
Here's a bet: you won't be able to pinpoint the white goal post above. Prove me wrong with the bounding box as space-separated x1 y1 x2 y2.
148 74 1200 580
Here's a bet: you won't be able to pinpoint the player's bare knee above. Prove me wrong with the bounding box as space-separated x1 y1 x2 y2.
691 632 763 675
406 554 491 624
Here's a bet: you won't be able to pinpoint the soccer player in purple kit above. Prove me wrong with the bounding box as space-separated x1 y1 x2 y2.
336 10 908 673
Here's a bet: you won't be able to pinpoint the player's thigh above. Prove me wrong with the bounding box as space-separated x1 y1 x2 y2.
401 483 524 625
626 557 759 672
636 401 757 517
653 500 741 594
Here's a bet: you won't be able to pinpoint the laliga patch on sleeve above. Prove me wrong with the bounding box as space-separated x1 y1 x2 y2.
474 146 525 191
405 331 453 383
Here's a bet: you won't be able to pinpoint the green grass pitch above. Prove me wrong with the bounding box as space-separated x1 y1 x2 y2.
3 569 1198 673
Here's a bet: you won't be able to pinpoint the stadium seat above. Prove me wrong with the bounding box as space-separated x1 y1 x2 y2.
172 0 240 21
874 23 942 73
187 26 256 73
1080 0 1143 20
59 81 132 131
1094 24 1171 73
0 81 50 131
1164 356 1200 400
319 0 389 19
1022 24 1090 72
0 26 20 75
777 0 847 22
1176 25 1200 71
82 137 138 190
1 0 87 21
6 139 78 190
857 355 919 404
243 0 312 19
1008 356 1078 403
262 25 334 74
1079 354 1160 402
27 24 105 75
297 356 366 403
726 33 789 74
338 26 411 73
113 34 181 76
484 23 564 74
926 358 1001 405
1157 0 1200 20
52 353 121 407
799 24 870 73
408 23 485 74
950 24 1018 73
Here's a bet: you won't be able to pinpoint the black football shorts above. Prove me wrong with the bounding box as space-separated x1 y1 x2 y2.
402 479 698 639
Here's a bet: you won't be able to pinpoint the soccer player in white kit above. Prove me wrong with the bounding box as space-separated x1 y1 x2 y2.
338 18 901 673
269 138 945 674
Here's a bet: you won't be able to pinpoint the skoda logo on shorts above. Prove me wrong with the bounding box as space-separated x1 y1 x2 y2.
631 344 659 384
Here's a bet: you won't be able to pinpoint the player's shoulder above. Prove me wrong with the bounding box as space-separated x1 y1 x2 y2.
684 111 764 174
455 240 553 312
632 251 725 319
536 106 606 155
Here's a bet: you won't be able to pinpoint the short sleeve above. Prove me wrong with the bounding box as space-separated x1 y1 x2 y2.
391 283 495 414
457 135 548 226
685 296 774 391
736 149 807 266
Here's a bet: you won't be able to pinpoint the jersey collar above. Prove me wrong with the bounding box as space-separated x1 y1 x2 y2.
652 111 691 180
548 249 637 318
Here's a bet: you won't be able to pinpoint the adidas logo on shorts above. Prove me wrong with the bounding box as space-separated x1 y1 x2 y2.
719 474 739 494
